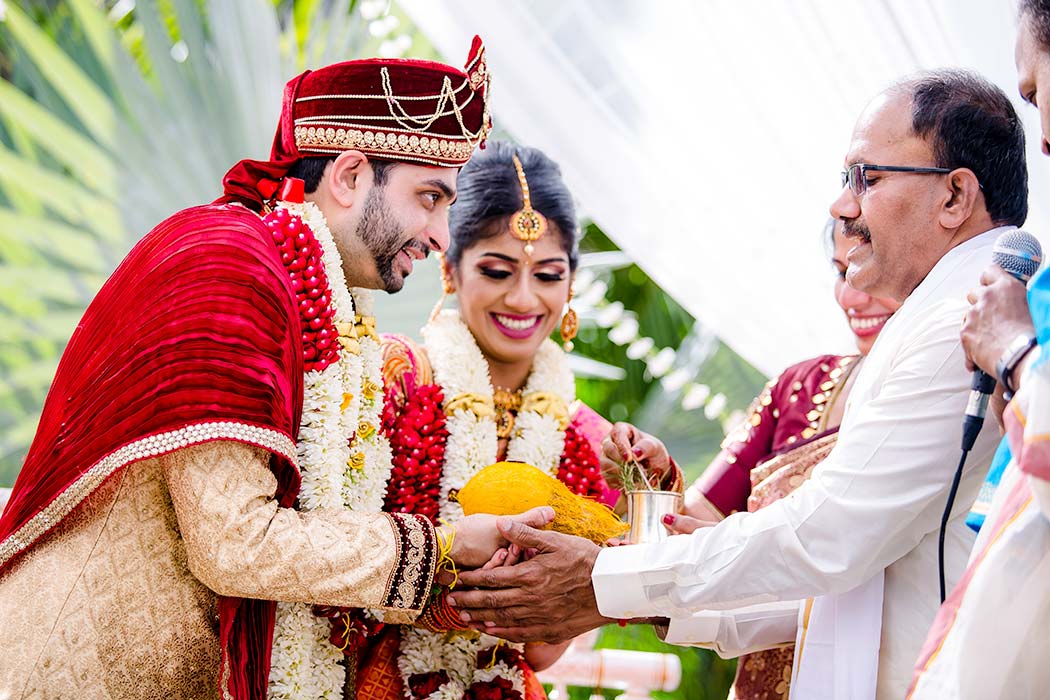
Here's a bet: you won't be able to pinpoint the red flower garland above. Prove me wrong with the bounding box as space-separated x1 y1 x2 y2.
558 424 606 501
464 677 522 700
382 386 608 698
383 387 607 522
262 206 338 372
313 605 384 655
383 384 448 522
410 671 452 698
476 644 523 669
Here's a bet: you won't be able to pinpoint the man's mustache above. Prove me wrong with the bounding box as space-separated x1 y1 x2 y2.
843 220 872 243
402 240 432 259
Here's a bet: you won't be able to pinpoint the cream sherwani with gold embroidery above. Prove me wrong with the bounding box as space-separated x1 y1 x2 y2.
0 441 434 699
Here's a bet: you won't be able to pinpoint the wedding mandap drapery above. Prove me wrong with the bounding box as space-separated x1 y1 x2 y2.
400 0 1050 375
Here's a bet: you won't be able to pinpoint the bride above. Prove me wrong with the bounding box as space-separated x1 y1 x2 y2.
352 141 615 700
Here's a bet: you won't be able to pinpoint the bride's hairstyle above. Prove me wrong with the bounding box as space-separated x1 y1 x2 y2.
447 141 580 270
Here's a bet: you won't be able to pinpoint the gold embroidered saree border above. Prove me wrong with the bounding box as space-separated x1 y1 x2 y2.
748 433 838 512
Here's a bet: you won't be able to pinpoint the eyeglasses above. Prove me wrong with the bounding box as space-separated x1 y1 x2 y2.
841 163 952 196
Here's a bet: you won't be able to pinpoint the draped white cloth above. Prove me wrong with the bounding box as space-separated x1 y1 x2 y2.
400 0 1050 375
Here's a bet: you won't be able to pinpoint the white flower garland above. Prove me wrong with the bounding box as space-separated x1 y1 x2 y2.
397 310 574 698
267 201 393 700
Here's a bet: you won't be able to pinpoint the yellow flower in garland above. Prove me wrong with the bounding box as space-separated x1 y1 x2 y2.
361 379 381 402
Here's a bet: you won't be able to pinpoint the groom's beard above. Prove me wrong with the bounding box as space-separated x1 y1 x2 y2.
356 186 422 293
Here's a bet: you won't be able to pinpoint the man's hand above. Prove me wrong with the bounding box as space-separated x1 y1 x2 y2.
444 506 554 570
962 265 1034 375
446 517 611 643
600 422 672 490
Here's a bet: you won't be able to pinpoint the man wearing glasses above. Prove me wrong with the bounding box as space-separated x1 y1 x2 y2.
446 69 1028 700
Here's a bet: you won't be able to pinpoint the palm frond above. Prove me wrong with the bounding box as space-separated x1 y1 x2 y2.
0 0 364 479
3 2 118 147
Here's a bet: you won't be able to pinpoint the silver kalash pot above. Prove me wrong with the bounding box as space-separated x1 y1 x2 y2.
625 490 683 544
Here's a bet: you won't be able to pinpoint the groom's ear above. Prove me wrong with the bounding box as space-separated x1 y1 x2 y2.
326 150 370 209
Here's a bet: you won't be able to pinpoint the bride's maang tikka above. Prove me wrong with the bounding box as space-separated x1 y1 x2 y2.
509 153 547 257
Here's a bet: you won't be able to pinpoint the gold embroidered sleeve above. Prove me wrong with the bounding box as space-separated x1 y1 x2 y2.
163 441 437 616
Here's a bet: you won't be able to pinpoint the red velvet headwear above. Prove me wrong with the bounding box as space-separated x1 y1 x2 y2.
222 36 491 210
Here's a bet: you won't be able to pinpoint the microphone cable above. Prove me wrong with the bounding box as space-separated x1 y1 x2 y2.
939 370 995 603
938 448 971 602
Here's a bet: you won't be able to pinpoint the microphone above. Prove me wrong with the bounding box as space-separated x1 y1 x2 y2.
960 229 1042 451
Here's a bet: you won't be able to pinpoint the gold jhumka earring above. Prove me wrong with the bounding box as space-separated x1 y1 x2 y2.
560 286 579 352
509 153 548 259
429 253 456 321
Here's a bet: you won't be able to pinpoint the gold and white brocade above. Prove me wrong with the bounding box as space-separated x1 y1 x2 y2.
0 440 435 699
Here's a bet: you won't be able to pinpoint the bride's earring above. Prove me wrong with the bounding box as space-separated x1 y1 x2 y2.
430 255 455 321
560 288 578 352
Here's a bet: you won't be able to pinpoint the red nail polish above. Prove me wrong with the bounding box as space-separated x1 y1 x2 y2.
662 514 675 525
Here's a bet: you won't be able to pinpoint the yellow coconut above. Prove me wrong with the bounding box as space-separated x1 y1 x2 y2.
457 461 628 544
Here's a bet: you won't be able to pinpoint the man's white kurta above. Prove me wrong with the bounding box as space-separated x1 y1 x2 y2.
593 228 1006 699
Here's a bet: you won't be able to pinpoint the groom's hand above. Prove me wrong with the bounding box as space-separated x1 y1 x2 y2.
444 506 555 569
446 518 611 643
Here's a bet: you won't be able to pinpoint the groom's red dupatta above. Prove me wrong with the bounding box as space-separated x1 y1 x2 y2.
0 204 304 700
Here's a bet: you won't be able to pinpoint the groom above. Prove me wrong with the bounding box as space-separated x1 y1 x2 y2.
0 36 551 700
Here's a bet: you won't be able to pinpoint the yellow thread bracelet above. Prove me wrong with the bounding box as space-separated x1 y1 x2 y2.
435 521 459 589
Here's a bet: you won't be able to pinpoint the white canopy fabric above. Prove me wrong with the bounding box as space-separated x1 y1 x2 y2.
400 0 1050 375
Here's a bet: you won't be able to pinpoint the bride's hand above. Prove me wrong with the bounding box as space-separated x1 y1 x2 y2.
444 506 554 570
599 422 672 490
479 542 532 570
661 513 717 535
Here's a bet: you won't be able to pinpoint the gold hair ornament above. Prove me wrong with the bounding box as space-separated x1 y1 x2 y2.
509 153 548 257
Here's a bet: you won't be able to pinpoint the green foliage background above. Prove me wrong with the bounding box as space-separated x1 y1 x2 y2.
0 2 773 696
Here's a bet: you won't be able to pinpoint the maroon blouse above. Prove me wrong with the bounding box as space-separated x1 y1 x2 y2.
695 354 856 516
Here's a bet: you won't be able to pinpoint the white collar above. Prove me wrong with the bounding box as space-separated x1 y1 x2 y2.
902 225 1012 312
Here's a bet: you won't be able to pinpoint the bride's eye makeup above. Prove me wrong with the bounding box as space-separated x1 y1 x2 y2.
479 267 512 280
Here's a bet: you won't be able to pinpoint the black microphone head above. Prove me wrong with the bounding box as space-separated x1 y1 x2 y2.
993 229 1043 283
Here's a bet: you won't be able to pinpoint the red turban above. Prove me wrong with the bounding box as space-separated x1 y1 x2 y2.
221 35 491 210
